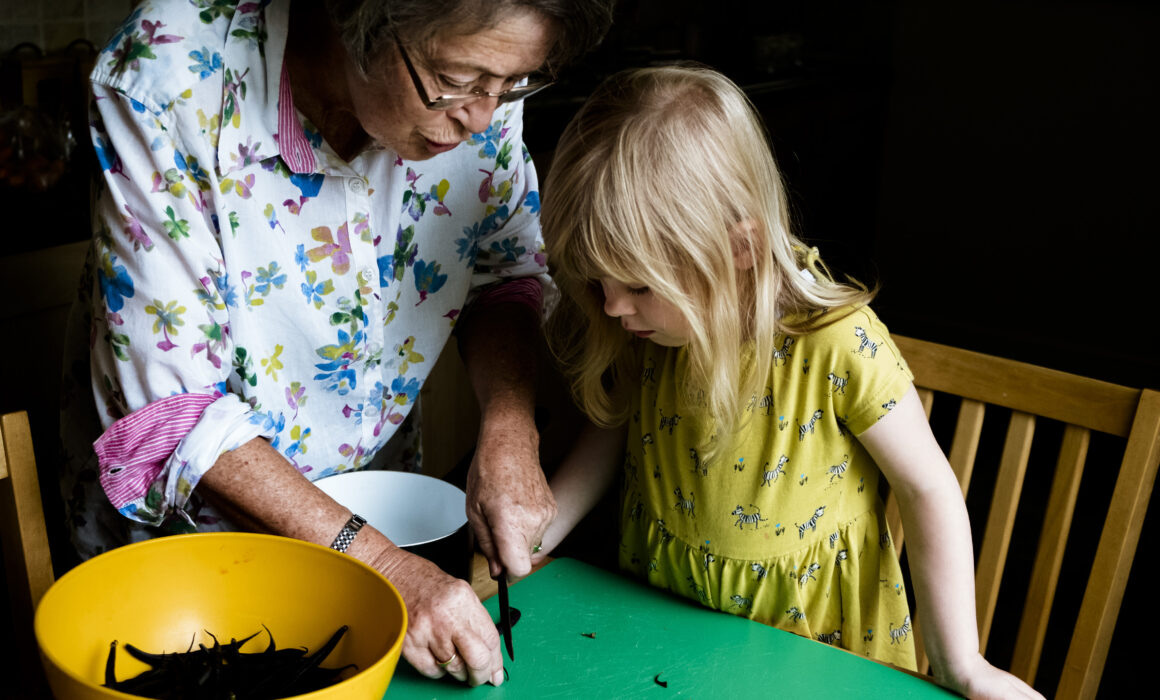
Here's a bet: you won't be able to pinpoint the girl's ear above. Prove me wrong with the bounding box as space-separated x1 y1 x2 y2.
728 219 762 270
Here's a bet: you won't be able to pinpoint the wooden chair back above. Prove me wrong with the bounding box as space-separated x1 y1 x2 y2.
884 335 1159 699
1 410 55 698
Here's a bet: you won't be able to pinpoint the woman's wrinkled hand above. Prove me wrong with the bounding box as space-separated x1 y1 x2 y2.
465 420 556 580
373 546 504 687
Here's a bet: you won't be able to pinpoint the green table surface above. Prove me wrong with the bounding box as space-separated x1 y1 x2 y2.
385 558 958 699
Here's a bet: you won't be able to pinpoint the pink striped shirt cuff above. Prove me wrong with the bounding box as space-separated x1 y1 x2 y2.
277 62 316 174
94 393 217 510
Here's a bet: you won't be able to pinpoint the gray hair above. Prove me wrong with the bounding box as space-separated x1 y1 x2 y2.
325 0 616 75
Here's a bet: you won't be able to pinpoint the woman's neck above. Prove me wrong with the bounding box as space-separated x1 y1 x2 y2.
284 0 371 161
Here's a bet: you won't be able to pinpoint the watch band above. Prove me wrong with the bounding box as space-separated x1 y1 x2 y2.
330 513 367 553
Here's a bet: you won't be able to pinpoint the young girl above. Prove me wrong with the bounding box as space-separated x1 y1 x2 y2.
534 66 1043 700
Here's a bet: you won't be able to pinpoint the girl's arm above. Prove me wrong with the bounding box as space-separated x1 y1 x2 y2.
533 421 627 563
858 385 1044 700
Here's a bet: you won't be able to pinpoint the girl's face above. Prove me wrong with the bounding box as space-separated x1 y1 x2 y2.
599 278 692 347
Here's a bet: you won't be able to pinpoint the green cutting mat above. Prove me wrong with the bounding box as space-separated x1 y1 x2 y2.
384 558 957 698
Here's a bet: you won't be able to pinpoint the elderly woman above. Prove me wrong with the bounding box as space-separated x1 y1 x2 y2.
59 0 613 687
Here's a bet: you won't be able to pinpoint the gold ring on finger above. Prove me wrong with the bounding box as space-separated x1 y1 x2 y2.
436 651 457 667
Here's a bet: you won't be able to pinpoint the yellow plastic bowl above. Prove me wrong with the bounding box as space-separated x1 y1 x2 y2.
35 532 406 700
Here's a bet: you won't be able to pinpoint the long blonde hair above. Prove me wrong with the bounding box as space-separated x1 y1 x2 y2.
542 65 873 456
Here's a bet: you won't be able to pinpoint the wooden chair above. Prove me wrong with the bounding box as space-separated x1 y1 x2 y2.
883 335 1160 699
1 410 55 698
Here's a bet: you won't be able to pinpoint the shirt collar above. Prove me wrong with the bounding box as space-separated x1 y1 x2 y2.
276 61 317 173
216 1 366 177
215 0 291 177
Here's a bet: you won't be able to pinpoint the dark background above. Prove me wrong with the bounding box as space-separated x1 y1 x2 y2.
530 0 1158 390
525 1 1157 697
2 0 1155 696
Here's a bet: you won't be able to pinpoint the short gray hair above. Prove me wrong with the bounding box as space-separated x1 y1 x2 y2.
326 0 616 74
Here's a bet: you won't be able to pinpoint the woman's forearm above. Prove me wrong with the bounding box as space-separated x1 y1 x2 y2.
456 299 557 576
197 437 401 568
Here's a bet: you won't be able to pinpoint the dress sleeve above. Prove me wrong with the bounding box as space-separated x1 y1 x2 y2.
87 84 270 527
815 307 915 437
463 99 554 317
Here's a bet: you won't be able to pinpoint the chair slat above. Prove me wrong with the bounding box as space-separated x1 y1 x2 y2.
1011 424 1090 683
0 411 54 612
0 410 55 699
917 387 934 417
948 399 986 498
1058 390 1160 700
894 336 1137 436
892 336 1156 695
976 411 1036 652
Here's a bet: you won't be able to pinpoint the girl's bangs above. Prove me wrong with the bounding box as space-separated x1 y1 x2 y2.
559 185 660 287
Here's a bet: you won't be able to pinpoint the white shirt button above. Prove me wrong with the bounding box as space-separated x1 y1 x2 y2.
349 178 365 194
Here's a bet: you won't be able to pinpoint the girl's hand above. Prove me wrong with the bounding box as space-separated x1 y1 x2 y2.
937 654 1045 700
533 421 628 566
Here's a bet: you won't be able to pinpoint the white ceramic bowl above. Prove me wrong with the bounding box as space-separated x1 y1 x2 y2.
314 471 467 547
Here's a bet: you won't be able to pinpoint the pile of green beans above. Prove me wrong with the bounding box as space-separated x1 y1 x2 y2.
103 625 353 699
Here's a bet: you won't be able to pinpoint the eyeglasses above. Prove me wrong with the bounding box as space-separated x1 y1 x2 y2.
394 36 554 111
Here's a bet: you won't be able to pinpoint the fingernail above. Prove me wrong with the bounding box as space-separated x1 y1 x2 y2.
491 669 504 686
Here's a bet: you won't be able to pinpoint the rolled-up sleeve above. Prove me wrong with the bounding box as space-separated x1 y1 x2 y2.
88 85 266 525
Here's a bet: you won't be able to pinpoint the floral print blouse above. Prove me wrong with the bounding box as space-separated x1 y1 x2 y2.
59 0 549 558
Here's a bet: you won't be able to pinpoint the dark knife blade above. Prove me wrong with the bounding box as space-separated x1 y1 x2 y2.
497 574 514 662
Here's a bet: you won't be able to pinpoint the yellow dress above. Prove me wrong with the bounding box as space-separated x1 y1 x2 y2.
618 306 917 668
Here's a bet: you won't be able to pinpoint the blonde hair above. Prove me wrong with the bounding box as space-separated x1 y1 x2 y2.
542 65 874 457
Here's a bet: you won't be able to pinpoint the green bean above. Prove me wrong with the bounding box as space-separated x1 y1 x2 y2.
103 626 354 699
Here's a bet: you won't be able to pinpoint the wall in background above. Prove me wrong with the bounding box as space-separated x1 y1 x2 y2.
873 0 1159 390
0 0 130 54
0 1 132 255
871 1 1157 695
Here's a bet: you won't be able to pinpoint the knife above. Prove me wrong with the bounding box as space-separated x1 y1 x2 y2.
497 574 514 662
